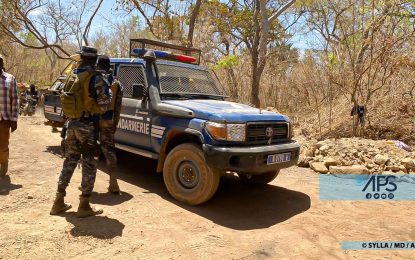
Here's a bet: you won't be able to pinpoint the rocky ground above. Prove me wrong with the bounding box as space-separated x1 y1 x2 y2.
297 137 415 175
0 115 415 259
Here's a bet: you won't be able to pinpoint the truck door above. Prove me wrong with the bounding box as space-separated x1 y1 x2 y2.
114 64 152 149
44 78 67 123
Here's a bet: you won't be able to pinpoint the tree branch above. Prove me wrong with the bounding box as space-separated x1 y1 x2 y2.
131 0 159 38
83 0 104 46
187 0 204 47
268 0 296 24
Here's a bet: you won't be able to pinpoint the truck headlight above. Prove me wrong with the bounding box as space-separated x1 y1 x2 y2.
205 122 246 142
227 124 246 141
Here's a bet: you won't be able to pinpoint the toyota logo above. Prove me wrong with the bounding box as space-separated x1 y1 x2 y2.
265 127 274 138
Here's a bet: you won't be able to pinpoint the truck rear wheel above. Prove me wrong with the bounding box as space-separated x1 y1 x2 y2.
238 171 280 185
163 143 220 205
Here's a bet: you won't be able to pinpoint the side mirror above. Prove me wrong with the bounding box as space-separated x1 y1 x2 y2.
132 83 147 99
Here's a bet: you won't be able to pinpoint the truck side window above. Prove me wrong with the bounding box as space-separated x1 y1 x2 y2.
117 65 146 99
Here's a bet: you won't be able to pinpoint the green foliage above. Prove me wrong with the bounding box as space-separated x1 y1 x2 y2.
327 52 337 71
295 0 320 7
213 55 239 71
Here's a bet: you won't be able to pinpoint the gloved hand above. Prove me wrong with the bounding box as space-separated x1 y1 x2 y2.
11 121 17 132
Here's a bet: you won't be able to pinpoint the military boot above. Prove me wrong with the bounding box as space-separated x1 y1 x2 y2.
50 192 72 215
76 196 103 218
0 161 8 177
108 167 120 194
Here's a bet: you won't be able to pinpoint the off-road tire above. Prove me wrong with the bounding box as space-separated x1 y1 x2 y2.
238 171 280 185
163 143 220 205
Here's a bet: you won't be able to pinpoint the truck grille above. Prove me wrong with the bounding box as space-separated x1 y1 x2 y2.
247 122 289 145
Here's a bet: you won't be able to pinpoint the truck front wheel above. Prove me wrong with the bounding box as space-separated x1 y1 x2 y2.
163 143 220 205
238 171 280 185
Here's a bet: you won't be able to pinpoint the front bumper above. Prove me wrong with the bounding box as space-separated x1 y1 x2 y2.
203 142 300 175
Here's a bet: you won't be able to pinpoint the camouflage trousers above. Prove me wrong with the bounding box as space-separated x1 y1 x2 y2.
58 120 99 197
99 120 117 169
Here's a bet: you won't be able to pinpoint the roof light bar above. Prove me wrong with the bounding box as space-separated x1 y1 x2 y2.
132 48 197 64
175 55 197 63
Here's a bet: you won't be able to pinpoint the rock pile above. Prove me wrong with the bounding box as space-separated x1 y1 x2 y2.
297 138 415 174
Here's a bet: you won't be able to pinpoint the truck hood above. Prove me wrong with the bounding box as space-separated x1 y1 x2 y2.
162 99 288 122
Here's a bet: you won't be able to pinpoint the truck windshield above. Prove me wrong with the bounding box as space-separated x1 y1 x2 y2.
157 64 226 98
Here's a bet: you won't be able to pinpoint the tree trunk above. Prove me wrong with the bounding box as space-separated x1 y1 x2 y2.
45 49 57 81
187 0 203 47
227 69 238 101
251 66 261 108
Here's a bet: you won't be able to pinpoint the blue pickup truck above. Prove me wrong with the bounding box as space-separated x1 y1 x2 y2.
44 39 300 205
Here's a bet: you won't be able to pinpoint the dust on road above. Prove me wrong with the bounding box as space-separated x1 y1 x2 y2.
0 115 414 259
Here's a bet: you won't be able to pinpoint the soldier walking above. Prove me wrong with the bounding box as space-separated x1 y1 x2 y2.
0 55 18 177
50 46 111 218
96 55 123 193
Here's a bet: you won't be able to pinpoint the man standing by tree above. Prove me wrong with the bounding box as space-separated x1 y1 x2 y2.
0 54 18 177
96 55 123 194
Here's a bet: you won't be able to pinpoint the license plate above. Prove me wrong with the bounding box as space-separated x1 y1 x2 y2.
267 153 291 165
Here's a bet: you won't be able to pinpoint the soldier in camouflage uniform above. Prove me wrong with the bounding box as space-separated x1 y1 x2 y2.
96 55 123 193
50 46 111 218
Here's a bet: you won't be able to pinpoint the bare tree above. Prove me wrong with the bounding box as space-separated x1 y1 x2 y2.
0 0 105 59
251 0 297 107
0 0 70 59
202 0 299 107
119 0 205 46
306 0 415 135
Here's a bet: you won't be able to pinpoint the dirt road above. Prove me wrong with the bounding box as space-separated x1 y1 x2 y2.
1 115 415 259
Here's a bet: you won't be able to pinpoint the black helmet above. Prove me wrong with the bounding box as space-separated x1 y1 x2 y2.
97 55 111 73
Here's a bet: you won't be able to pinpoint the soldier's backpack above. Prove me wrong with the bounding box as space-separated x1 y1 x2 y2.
60 70 110 119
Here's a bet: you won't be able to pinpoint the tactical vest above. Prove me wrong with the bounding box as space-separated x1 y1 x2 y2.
60 70 106 119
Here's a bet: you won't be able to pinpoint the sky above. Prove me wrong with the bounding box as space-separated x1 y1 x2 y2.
93 0 127 32
96 0 312 51
34 0 313 52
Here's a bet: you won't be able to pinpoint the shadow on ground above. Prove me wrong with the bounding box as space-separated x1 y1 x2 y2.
44 145 63 157
98 149 311 231
62 212 125 239
90 191 134 206
0 176 23 195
